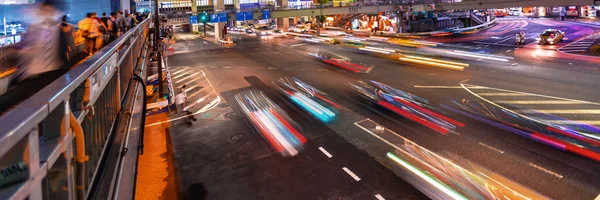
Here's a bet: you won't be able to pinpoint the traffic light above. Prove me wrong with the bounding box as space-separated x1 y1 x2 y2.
200 13 208 23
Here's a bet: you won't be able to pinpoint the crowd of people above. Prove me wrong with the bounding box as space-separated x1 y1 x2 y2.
0 0 149 114
75 10 148 56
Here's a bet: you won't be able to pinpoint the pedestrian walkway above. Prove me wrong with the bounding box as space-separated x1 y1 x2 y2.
135 112 178 199
170 67 221 114
462 84 600 128
558 33 600 53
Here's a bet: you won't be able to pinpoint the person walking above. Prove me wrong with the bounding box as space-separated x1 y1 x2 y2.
0 0 70 114
77 13 100 56
124 10 132 32
92 12 107 50
107 12 118 42
60 15 74 62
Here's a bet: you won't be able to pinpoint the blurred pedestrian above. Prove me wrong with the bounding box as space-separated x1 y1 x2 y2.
124 9 131 32
91 12 106 50
77 12 100 56
60 15 74 61
116 10 125 36
0 0 70 114
108 12 118 42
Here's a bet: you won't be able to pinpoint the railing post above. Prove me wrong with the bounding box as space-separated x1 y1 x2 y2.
27 130 43 200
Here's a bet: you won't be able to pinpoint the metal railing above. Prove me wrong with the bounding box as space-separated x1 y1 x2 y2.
0 16 152 200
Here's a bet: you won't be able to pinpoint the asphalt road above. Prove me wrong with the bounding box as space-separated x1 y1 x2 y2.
165 22 600 200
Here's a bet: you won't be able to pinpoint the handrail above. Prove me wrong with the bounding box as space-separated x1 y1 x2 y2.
0 18 150 152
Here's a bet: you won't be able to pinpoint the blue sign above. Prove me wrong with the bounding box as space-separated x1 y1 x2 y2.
240 3 259 8
262 9 270 19
189 15 198 24
210 12 228 23
236 12 253 21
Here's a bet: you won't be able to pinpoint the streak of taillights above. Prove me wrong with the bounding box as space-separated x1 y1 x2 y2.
546 126 600 146
531 132 600 162
314 93 342 109
268 108 307 144
323 59 362 72
248 112 284 152
378 100 449 134
393 97 465 127
257 111 299 156
386 152 469 200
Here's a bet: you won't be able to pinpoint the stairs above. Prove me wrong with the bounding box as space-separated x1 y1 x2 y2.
332 13 365 27
470 12 486 25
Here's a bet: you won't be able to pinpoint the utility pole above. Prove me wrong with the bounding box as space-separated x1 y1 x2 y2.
154 0 164 95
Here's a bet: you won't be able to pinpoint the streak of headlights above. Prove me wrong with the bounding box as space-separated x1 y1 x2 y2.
446 50 512 62
349 80 464 134
274 77 339 123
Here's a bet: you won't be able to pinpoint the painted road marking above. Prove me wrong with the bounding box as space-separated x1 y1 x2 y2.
595 194 600 200
374 194 386 200
173 69 194 79
463 84 600 105
478 92 528 96
171 67 189 75
223 66 232 69
268 67 278 70
180 77 203 86
517 109 600 114
543 120 600 125
414 85 484 89
495 100 584 104
478 142 504 154
318 147 333 158
342 167 361 181
460 79 470 83
290 43 309 47
528 163 563 179
560 49 587 53
428 72 436 75
175 72 201 83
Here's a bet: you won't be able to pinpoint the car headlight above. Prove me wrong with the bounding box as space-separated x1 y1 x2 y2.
547 38 553 41
535 38 541 41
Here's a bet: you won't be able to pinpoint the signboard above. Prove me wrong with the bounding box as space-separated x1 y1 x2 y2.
240 3 259 8
189 15 198 24
236 12 253 21
262 9 271 19
210 12 228 23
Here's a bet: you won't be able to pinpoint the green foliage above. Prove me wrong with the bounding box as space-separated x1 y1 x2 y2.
319 0 329 4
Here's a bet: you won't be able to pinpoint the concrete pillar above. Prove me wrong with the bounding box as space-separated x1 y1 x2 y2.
120 0 131 13
277 18 289 30
214 0 225 40
192 0 198 13
235 0 240 11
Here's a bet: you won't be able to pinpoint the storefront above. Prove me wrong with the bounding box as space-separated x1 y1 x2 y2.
288 0 313 9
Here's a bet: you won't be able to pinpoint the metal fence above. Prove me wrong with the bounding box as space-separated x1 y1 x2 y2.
0 16 152 200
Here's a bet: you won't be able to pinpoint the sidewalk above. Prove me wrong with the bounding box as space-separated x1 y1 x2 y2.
135 112 179 200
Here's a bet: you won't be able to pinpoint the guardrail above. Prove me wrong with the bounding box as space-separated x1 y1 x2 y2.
0 16 152 200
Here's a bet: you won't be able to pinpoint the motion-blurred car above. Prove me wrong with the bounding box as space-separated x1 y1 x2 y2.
349 80 464 134
235 90 306 156
289 24 315 34
321 27 350 37
273 77 340 123
536 29 565 45
309 50 373 73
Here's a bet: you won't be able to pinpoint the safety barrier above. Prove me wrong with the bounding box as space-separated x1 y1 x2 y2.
0 16 152 200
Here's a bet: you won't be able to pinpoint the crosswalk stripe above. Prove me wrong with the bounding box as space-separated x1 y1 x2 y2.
543 120 600 125
517 110 600 114
175 72 201 83
464 84 600 105
478 92 529 96
171 67 189 75
496 100 583 104
173 70 195 79
560 49 587 52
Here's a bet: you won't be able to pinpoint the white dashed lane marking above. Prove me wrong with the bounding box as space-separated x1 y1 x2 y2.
342 167 361 181
318 147 333 158
374 194 386 200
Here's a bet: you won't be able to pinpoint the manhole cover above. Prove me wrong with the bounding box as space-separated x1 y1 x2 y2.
225 112 239 119
218 103 230 108
231 134 244 141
